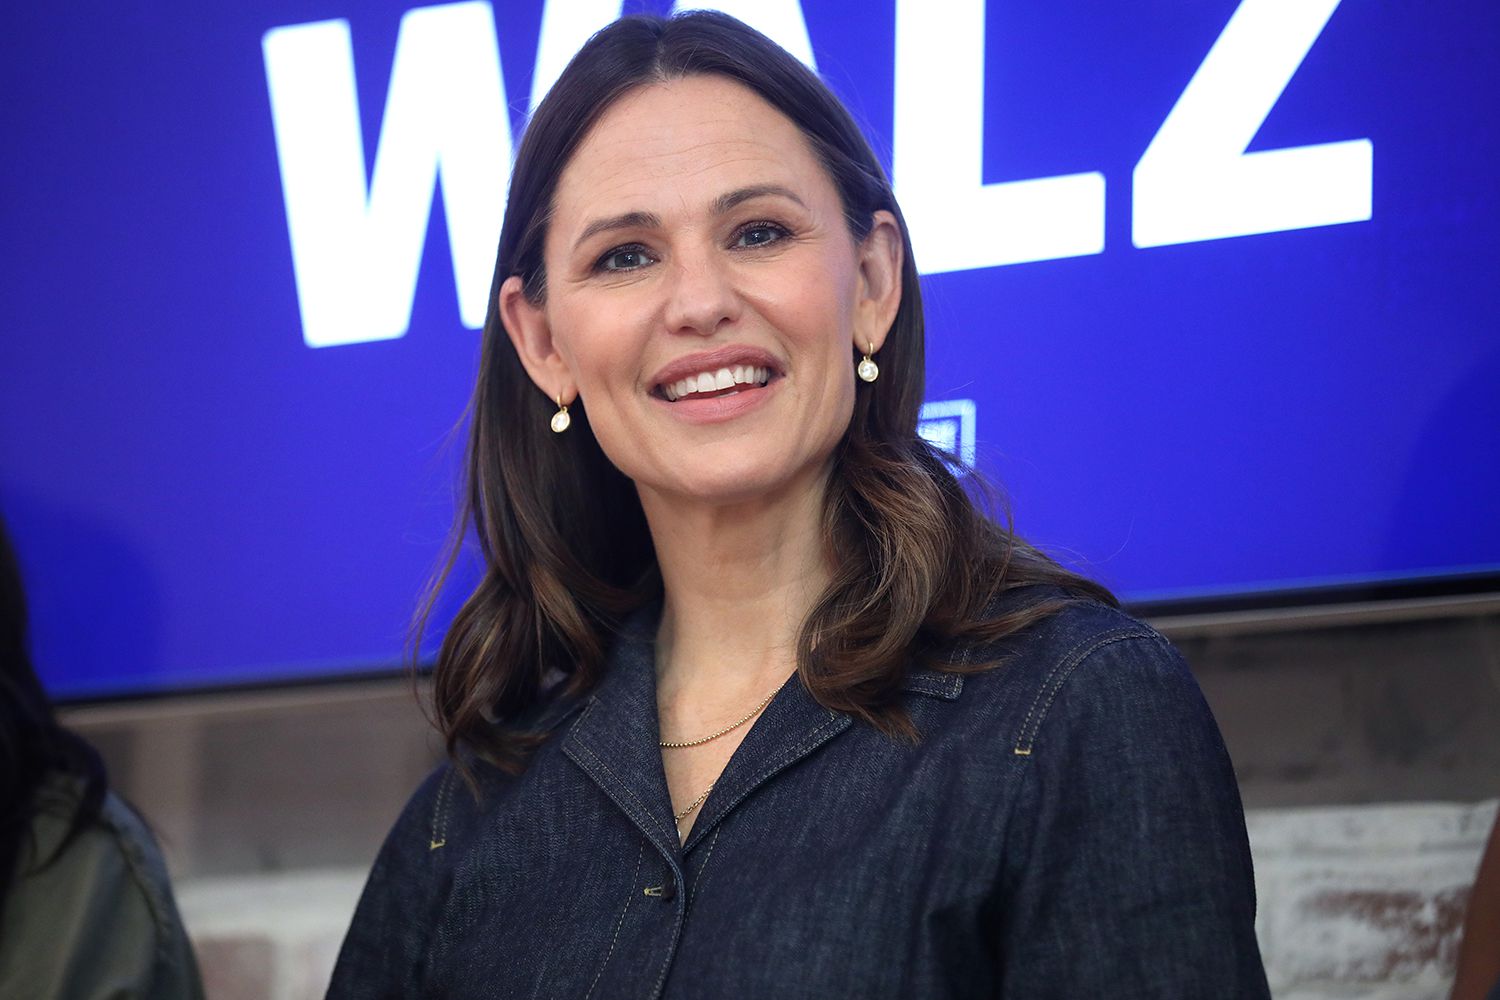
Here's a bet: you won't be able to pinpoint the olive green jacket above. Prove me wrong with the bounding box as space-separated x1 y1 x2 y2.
0 777 204 1000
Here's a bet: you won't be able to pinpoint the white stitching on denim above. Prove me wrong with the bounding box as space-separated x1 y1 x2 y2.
563 697 680 847
902 646 970 699
570 742 678 848
568 697 599 735
688 826 722 908
684 713 847 852
1013 630 1155 755
739 714 845 790
582 840 645 1000
429 767 456 851
904 672 965 699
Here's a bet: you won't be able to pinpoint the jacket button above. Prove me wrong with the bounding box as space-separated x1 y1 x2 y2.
643 882 676 901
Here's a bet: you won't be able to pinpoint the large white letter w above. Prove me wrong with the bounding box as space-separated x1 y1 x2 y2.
263 2 509 348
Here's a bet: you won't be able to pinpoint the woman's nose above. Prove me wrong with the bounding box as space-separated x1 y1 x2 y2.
659 245 741 337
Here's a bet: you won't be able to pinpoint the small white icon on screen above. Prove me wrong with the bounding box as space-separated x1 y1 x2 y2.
917 399 976 468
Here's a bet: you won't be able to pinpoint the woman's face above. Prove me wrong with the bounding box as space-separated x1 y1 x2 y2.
501 74 902 509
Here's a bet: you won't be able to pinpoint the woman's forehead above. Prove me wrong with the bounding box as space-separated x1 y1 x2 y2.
549 76 833 233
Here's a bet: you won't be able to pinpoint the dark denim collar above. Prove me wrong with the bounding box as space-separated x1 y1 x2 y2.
561 610 685 860
561 602 963 859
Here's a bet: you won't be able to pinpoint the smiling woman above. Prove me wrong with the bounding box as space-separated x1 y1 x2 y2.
326 11 1270 999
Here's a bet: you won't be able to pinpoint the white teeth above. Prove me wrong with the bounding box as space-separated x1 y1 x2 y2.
662 364 774 400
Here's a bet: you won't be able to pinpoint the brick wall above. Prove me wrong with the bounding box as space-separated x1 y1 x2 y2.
1251 800 1496 999
178 871 361 1000
175 800 1499 1000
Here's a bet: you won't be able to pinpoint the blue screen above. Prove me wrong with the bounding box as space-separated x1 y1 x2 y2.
3 0 1496 699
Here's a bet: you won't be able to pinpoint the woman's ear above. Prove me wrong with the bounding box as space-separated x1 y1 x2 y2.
852 210 904 355
499 275 575 404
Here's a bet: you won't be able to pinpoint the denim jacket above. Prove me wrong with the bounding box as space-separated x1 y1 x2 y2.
328 588 1270 998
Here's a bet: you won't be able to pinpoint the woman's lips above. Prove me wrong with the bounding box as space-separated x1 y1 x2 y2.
647 344 783 394
651 372 780 424
660 364 772 402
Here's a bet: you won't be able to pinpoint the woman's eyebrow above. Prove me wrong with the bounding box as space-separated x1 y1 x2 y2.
712 184 806 215
573 210 661 252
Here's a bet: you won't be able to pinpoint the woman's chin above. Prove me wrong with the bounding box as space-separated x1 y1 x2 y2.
636 460 827 512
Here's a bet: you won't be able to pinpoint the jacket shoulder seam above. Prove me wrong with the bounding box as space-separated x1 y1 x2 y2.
428 766 460 852
1012 627 1159 756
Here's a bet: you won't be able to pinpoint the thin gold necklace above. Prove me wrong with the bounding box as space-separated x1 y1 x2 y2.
665 686 780 828
659 686 779 748
674 784 715 825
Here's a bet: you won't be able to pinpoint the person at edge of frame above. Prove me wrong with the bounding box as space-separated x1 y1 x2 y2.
0 513 205 999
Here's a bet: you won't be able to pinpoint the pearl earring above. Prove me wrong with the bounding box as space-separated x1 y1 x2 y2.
857 342 879 383
550 394 571 433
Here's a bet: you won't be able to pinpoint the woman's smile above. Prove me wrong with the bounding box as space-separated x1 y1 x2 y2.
648 344 783 424
658 365 771 404
660 367 768 401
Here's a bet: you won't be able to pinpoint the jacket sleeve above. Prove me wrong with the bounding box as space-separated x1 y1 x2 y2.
991 630 1271 999
0 788 205 1000
325 763 471 1000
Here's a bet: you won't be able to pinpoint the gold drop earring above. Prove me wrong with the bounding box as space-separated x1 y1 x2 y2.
857 342 879 383
550 394 571 433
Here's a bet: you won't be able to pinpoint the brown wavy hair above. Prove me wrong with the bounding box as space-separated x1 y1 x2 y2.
419 11 1116 775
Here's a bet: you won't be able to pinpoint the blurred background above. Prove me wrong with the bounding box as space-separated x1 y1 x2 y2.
2 0 1496 996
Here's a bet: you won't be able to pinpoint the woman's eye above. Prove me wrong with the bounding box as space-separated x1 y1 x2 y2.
733 223 789 249
598 245 655 272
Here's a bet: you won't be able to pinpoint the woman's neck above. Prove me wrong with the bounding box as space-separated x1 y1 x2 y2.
638 472 832 708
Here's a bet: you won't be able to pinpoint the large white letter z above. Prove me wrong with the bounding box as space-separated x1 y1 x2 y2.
1132 0 1373 249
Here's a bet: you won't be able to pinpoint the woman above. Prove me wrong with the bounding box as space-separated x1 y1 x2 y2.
0 516 204 999
329 11 1269 998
